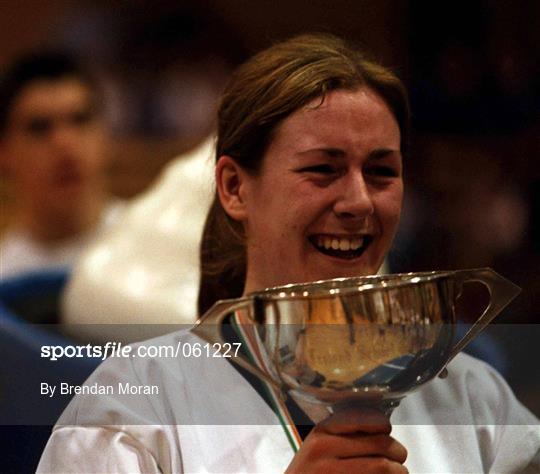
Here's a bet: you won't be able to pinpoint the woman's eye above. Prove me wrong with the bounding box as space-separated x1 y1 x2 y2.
300 165 336 174
365 166 398 178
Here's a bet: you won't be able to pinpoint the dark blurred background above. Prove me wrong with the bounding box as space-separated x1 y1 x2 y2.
1 0 538 409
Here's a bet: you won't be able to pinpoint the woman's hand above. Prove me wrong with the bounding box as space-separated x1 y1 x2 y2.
286 406 408 473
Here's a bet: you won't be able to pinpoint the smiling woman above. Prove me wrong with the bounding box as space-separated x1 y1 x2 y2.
198 33 409 314
216 88 403 294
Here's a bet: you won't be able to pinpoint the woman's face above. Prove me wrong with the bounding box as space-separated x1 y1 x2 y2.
235 87 403 293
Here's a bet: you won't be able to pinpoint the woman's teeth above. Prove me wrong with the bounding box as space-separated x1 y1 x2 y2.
311 235 368 259
316 236 364 251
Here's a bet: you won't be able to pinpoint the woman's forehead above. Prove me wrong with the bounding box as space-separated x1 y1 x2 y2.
267 87 401 154
301 87 391 118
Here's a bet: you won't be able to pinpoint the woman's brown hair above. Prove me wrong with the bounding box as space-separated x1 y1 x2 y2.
198 33 410 315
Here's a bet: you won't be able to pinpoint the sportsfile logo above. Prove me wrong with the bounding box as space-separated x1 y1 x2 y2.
40 341 242 361
41 342 132 361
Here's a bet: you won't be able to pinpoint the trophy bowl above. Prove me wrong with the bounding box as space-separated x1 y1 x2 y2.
192 268 520 412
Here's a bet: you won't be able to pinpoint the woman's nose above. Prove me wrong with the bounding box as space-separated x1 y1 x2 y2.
333 171 375 219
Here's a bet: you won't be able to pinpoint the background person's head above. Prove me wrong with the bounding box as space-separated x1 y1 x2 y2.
199 34 410 314
0 52 109 241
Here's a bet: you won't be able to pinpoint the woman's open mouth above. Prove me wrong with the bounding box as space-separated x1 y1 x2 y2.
309 234 372 260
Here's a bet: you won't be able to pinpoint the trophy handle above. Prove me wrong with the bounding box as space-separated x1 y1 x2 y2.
191 298 283 391
446 268 521 364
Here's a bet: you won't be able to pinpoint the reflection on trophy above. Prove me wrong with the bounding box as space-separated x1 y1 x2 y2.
192 268 520 413
296 293 440 386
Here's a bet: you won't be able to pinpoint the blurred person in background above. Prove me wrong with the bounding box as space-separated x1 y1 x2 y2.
0 52 123 279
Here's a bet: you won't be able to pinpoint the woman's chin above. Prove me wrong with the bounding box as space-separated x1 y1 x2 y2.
305 252 379 281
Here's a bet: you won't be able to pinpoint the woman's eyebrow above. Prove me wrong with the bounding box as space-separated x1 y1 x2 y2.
297 147 401 159
368 148 402 160
297 147 346 158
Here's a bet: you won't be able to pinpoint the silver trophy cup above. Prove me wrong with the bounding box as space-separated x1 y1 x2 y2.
192 268 520 413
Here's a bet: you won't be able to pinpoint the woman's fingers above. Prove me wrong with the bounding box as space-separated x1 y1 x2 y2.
318 405 392 435
336 433 408 463
303 432 407 464
286 407 408 473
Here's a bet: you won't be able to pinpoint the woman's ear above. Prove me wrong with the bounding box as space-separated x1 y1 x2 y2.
216 155 249 221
